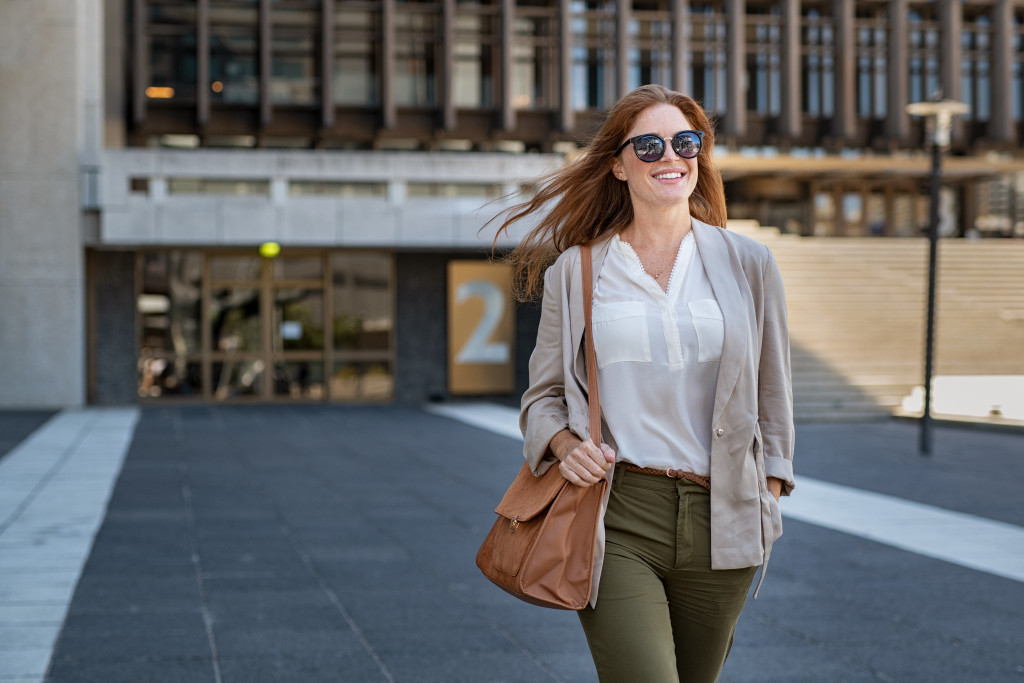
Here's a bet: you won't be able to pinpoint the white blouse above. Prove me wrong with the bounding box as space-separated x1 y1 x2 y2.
591 231 724 476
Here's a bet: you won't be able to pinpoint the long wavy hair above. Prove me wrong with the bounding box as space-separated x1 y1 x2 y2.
493 84 727 301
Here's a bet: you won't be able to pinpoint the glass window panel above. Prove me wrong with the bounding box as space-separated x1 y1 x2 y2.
406 182 501 197
272 4 320 104
139 252 203 355
212 359 265 399
168 179 269 195
273 288 325 351
210 256 262 281
210 287 262 351
210 2 259 104
289 181 387 196
395 5 439 106
149 34 198 102
332 361 393 401
138 357 202 398
273 361 325 398
331 253 392 352
273 256 323 280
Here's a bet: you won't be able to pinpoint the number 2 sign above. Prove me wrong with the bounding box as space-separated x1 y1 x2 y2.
447 261 515 394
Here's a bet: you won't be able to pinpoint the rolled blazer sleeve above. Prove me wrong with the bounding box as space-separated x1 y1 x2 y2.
520 261 571 475
758 250 796 495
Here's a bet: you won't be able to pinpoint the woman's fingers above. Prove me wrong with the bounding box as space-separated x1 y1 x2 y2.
559 440 614 486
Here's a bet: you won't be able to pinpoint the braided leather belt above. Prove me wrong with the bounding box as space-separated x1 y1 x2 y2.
621 464 711 491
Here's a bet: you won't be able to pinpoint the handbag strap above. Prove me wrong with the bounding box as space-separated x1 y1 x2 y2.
581 245 602 445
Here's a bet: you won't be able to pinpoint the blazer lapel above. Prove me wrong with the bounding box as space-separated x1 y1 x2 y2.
692 219 748 423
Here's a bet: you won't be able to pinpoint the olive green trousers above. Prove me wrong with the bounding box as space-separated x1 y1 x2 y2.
578 467 758 683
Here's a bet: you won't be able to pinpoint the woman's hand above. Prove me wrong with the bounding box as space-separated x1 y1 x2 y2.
767 476 783 502
550 430 615 487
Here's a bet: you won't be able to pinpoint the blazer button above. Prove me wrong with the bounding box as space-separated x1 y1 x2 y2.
715 428 725 437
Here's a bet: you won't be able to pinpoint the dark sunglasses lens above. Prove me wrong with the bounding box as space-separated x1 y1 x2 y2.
672 132 702 158
633 135 666 162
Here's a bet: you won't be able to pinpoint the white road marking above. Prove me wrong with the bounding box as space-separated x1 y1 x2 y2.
0 409 140 682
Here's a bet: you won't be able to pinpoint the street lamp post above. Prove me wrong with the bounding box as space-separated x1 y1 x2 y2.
905 97 969 455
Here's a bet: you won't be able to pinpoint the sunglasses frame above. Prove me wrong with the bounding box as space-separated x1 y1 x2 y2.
616 130 705 162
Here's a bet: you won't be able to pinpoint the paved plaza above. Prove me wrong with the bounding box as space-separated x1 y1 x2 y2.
1 405 1022 683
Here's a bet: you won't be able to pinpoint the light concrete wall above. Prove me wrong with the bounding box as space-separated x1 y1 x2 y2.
96 149 560 249
0 0 90 407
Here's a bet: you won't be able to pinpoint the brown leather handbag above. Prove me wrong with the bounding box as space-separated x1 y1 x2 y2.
475 245 606 610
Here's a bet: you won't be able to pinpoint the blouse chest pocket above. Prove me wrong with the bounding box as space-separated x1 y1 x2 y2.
688 299 724 363
591 301 651 368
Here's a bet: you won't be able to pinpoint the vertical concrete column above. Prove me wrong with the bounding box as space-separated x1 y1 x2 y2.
322 0 335 129
617 0 631 99
198 0 210 127
886 0 909 143
671 0 691 95
559 0 575 132
500 0 516 131
831 0 855 144
441 0 457 130
780 0 801 140
939 0 963 141
260 0 273 127
990 0 1014 144
724 0 746 138
0 0 86 405
382 0 397 129
132 0 147 126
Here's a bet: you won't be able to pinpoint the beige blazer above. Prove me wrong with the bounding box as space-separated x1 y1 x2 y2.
519 219 795 605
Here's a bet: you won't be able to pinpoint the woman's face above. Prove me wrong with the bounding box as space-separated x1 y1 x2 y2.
610 103 700 213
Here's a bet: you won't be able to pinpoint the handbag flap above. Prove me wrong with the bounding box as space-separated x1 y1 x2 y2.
494 462 568 522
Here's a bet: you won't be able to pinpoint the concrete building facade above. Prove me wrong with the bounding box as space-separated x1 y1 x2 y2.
2 0 1023 408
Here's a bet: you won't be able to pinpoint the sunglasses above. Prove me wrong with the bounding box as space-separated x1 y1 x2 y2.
616 130 705 162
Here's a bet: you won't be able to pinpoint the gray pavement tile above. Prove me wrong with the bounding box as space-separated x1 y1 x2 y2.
0 410 57 462
212 626 368 658
46 657 218 683
218 653 390 683
51 612 211 662
380 651 578 683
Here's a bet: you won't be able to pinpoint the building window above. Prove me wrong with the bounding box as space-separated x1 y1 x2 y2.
395 0 440 106
691 3 728 113
855 6 886 119
335 1 380 105
801 7 834 118
512 0 559 109
147 1 198 102
572 0 616 110
271 0 321 105
629 1 672 92
454 0 499 108
209 1 259 105
908 8 940 105
962 12 992 122
745 6 781 116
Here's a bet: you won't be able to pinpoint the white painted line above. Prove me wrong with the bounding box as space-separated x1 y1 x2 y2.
425 403 525 441
429 402 1024 584
0 408 140 682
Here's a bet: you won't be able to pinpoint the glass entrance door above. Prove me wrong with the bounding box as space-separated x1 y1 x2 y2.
137 248 393 403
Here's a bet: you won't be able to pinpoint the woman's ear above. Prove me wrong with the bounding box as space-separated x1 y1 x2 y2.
610 158 625 182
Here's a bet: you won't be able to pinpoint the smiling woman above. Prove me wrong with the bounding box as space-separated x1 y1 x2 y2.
489 84 795 683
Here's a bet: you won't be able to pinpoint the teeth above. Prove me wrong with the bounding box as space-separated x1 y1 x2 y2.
655 172 682 179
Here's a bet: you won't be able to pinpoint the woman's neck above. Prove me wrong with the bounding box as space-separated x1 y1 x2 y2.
619 205 693 249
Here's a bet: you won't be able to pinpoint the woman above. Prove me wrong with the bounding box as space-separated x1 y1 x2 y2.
494 84 795 682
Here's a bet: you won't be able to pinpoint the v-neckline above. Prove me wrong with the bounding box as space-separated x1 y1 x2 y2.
616 232 694 299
